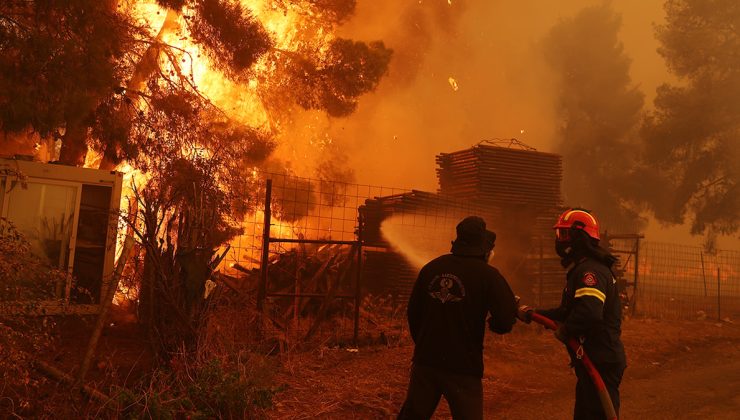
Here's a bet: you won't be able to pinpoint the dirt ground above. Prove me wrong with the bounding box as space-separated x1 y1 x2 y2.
11 313 740 419
267 317 740 419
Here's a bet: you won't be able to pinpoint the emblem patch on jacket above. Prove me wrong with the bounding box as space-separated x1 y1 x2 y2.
428 273 466 303
583 272 598 286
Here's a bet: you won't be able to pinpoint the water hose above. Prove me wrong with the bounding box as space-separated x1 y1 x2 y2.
530 312 618 420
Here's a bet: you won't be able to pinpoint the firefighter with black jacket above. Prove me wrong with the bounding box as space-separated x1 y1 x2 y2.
398 216 517 420
518 208 626 420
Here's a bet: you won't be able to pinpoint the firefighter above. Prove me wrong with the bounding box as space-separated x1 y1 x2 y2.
517 208 626 420
398 216 517 420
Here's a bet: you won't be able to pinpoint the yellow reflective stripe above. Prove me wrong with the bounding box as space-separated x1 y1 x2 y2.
574 287 605 303
563 209 597 225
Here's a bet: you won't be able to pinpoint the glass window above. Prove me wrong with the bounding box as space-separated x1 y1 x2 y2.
4 181 77 271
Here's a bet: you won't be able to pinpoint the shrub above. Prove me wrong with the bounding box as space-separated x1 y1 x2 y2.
0 219 64 417
115 353 278 419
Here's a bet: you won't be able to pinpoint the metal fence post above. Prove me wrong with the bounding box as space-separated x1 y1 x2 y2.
539 235 544 307
631 237 640 316
700 252 708 297
353 212 364 346
257 179 272 313
717 266 721 320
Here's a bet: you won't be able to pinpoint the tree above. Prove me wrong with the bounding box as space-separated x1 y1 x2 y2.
0 0 390 169
282 38 393 117
126 88 241 353
543 3 645 231
0 0 141 165
188 0 272 79
641 0 740 238
1 0 392 356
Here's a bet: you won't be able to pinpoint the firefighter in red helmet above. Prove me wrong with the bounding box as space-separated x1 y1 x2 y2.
518 208 626 420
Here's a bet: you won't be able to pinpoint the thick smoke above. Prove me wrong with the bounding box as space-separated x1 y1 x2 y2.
543 3 645 233
305 1 665 191
312 1 740 248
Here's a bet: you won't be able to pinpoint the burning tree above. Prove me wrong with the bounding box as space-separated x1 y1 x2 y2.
0 0 140 165
0 0 391 356
0 1 391 168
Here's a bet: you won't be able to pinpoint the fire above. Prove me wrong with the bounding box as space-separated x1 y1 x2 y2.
132 2 266 128
448 76 459 91
131 0 335 131
109 1 360 296
118 0 331 220
242 1 306 50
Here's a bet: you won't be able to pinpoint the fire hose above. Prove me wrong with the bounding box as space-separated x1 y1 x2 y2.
530 312 618 420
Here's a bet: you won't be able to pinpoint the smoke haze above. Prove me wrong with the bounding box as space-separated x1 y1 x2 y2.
327 0 738 247
270 0 737 248
323 1 667 189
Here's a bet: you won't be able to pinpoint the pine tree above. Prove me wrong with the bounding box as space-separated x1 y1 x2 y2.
641 0 740 237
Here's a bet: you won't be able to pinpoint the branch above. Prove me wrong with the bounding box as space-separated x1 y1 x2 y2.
694 176 728 199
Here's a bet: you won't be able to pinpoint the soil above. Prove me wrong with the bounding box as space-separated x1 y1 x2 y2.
268 317 740 419
45 306 155 389
11 311 740 419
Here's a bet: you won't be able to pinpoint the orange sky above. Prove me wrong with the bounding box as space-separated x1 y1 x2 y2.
324 0 736 249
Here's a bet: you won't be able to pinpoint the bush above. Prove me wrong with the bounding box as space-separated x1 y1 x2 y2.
0 219 64 417
0 217 67 303
115 354 278 419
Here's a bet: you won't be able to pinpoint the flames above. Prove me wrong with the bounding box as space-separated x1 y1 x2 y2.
131 1 334 130
108 0 353 301
116 0 331 220
448 76 459 92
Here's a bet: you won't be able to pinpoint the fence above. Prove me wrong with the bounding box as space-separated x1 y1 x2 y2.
218 173 491 344
217 174 740 345
219 174 402 344
632 242 740 320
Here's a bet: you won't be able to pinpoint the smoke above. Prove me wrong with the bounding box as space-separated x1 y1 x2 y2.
295 1 663 192
263 2 740 247
268 1 664 186
327 1 736 246
543 3 646 232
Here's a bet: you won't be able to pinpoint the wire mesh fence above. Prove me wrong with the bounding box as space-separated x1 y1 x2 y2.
634 242 740 320
219 174 393 344
221 175 413 276
216 173 740 345
216 173 493 344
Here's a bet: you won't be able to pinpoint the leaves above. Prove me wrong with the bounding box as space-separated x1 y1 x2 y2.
289 38 392 117
543 4 645 231
640 0 740 236
188 0 272 79
0 0 140 162
306 0 358 23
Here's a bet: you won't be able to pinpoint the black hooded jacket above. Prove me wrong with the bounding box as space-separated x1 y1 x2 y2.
537 256 626 365
407 254 517 377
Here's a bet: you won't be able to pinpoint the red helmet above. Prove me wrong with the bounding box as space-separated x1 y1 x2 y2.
553 208 600 241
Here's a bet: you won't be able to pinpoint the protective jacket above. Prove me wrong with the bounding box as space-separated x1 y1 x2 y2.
407 254 517 377
537 257 626 365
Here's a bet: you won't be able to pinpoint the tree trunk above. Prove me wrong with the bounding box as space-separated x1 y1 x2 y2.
98 8 181 170
58 119 88 166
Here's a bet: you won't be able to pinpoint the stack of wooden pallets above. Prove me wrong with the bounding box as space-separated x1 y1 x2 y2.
359 141 568 306
436 143 562 210
436 142 565 305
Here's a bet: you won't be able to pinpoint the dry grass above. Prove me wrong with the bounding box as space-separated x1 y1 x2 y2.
266 317 740 419
270 344 411 419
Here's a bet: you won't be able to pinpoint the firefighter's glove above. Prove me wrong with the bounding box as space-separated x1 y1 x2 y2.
516 305 534 323
554 324 568 344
